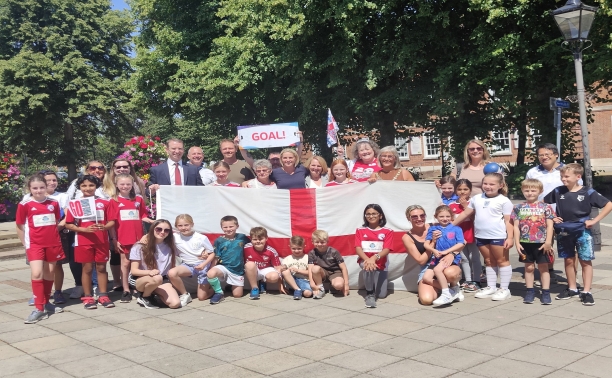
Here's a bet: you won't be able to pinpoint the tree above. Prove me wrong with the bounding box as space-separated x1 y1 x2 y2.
0 0 134 178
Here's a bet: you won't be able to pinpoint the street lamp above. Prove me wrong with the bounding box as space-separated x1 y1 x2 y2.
552 0 600 251
551 0 598 188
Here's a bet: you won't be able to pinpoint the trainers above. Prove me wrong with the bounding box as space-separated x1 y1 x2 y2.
492 288 511 301
249 288 260 300
314 285 326 299
53 291 66 304
523 290 536 304
534 280 541 288
556 287 580 300
433 293 453 306
463 282 479 293
44 302 64 314
210 292 224 304
28 296 35 306
98 295 115 308
450 286 464 302
179 292 192 307
24 309 48 324
82 296 97 309
70 286 84 299
136 295 159 309
580 292 595 306
121 291 132 303
259 281 266 294
475 286 497 299
293 289 303 300
541 291 552 305
365 294 377 308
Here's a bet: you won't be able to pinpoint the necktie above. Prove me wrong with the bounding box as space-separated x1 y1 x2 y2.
174 163 182 185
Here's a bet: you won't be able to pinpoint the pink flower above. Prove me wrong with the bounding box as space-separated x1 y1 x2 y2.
138 152 144 156
130 148 136 151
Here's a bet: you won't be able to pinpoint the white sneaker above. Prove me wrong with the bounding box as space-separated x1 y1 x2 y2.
433 293 453 306
449 286 464 302
492 288 511 301
69 286 84 299
474 286 497 299
314 285 326 299
179 292 192 307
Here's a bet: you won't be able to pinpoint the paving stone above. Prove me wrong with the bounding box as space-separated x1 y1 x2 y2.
32 343 105 365
361 318 429 335
469 308 528 324
563 353 612 378
56 353 135 377
87 333 158 352
505 344 587 368
65 324 131 342
43 317 108 333
366 336 440 358
11 334 81 354
520 313 582 331
412 346 492 370
323 328 395 348
536 332 612 353
290 320 355 338
563 321 612 340
438 317 507 333
140 324 202 341
395 309 460 325
405 326 475 345
119 343 189 363
0 355 49 376
8 367 73 378
245 329 314 349
323 349 401 372
357 303 416 318
0 325 58 344
146 351 223 377
482 323 556 343
88 364 170 378
539 300 612 321
165 331 235 351
282 339 355 361
326 312 390 328
234 350 312 375
262 298 323 313
369 358 457 378
198 340 272 362
446 373 488 378
465 357 556 378
451 334 527 356
115 317 177 332
0 344 24 360
213 322 278 340
253 312 316 329
541 369 598 378
272 361 358 378
180 364 265 378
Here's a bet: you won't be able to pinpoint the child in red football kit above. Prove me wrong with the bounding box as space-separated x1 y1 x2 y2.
65 175 116 309
108 174 152 303
17 175 65 324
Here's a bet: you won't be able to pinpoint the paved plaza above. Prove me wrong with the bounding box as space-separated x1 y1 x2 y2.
1 232 612 377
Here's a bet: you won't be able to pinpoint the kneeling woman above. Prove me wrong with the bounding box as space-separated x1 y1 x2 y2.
402 205 462 305
129 219 180 309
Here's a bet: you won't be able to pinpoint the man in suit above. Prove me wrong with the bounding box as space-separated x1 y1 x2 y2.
149 138 203 193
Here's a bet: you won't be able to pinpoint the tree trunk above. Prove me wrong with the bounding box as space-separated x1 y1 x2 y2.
64 122 77 180
378 112 396 148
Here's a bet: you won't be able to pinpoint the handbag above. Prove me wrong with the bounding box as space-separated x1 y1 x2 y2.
553 217 588 237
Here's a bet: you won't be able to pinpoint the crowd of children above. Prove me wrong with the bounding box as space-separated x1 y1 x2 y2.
14 154 612 323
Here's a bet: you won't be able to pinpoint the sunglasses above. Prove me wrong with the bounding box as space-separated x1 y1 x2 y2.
410 214 426 220
88 166 105 171
114 165 130 169
468 147 484 152
154 227 171 234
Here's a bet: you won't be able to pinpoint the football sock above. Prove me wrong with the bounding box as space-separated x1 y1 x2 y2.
209 277 223 293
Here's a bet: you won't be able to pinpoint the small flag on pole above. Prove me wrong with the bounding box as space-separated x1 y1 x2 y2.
326 109 339 147
68 197 96 219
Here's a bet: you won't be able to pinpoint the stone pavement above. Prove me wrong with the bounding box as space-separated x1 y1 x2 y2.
2 246 612 377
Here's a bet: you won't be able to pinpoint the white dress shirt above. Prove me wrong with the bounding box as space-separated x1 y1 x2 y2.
168 160 184 185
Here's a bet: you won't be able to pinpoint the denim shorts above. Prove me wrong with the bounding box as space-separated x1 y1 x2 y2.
557 229 595 261
182 262 210 285
293 277 312 291
476 238 505 247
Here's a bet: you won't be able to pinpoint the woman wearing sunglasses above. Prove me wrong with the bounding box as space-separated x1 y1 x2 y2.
66 161 111 200
402 205 462 305
103 159 146 197
129 219 181 309
451 140 491 196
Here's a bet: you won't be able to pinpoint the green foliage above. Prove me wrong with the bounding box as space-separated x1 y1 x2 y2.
506 163 535 197
0 0 134 178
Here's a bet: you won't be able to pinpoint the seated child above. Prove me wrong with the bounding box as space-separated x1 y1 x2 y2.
206 216 250 304
424 205 465 306
243 227 282 299
281 236 313 300
308 230 350 298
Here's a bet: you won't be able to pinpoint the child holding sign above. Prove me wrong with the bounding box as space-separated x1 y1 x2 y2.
65 175 116 309
17 175 65 324
108 174 152 303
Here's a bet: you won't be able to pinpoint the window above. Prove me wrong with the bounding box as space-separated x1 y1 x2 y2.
491 130 512 155
394 137 409 160
423 133 440 159
527 128 542 149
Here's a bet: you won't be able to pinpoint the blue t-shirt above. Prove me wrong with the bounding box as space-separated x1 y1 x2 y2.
271 165 309 189
213 233 250 275
441 194 459 205
426 224 464 265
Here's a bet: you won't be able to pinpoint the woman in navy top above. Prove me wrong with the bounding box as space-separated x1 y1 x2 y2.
270 148 309 189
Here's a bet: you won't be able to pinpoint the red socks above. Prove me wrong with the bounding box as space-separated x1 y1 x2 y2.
31 280 45 311
43 279 54 304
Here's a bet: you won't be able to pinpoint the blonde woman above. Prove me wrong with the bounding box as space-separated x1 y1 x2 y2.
438 139 491 196
304 156 329 188
270 148 309 189
369 146 414 182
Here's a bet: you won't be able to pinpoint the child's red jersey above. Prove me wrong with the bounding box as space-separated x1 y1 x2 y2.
111 195 148 245
65 197 115 247
243 243 280 269
355 226 394 270
16 198 61 249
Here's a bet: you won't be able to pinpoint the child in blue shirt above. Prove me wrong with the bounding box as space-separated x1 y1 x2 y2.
439 176 459 205
424 205 465 306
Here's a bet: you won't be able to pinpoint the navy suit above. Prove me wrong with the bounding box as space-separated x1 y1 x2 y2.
149 161 203 186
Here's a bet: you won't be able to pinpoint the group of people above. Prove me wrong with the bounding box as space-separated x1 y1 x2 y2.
14 136 612 324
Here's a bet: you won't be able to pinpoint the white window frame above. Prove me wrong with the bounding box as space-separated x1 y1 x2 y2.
423 132 441 159
527 128 542 149
491 130 513 156
394 136 409 161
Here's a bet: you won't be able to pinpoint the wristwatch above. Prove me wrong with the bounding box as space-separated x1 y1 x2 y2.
375 254 381 260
